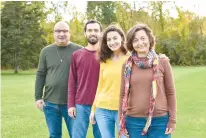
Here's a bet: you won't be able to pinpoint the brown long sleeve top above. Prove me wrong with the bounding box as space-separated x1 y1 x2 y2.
119 58 176 129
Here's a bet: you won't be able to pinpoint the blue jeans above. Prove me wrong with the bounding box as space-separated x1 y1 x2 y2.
72 104 101 138
95 108 126 138
43 101 73 138
126 114 171 138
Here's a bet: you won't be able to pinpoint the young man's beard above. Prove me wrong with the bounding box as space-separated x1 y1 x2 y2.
88 40 98 45
88 37 98 45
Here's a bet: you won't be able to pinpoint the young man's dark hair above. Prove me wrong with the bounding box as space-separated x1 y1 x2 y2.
84 19 102 32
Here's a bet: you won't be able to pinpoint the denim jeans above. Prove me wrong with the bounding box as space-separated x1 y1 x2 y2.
43 101 73 138
72 104 101 138
125 114 171 138
95 108 126 138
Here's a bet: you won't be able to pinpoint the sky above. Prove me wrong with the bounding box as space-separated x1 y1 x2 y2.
64 0 206 20
3 0 206 18
174 0 206 17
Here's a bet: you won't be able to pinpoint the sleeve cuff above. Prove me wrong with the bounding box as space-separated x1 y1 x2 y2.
167 119 176 130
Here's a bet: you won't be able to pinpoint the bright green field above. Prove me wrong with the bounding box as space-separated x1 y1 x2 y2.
1 66 206 138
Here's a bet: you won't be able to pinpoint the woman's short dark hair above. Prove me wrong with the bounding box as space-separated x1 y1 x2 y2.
126 23 155 52
84 19 102 32
98 25 127 63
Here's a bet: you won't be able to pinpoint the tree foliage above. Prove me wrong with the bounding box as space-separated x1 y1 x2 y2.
87 1 117 27
1 1 206 73
1 1 46 73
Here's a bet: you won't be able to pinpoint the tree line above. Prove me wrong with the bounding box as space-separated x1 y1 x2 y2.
1 1 206 73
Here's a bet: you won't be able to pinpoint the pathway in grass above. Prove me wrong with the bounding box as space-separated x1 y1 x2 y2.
1 66 206 138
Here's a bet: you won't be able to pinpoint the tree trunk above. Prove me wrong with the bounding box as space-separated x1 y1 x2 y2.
14 65 19 73
14 51 19 74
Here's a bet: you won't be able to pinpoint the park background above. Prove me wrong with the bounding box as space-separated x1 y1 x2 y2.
1 1 206 138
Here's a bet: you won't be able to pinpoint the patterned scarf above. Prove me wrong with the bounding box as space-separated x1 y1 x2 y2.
119 50 159 137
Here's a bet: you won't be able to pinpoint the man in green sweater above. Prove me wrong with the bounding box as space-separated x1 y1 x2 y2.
35 21 82 138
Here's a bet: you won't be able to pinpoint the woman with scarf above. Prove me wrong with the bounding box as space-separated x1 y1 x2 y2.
90 24 127 138
119 23 176 138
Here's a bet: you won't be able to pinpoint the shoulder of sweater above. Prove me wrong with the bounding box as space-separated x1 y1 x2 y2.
159 58 170 66
72 47 86 56
100 56 126 66
43 43 56 49
158 58 171 73
122 55 129 62
41 42 83 53
69 42 83 49
40 43 56 54
123 55 130 64
121 59 127 70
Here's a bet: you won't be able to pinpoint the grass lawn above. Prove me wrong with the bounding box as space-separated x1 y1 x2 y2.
1 66 206 138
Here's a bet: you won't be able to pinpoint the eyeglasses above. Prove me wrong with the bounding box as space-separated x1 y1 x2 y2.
54 30 69 33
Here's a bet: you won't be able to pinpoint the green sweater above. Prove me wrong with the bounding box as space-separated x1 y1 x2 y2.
35 42 82 104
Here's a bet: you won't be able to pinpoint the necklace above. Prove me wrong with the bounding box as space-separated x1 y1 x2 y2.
56 46 68 62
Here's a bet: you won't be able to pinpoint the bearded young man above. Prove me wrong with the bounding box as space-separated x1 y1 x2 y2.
67 20 102 138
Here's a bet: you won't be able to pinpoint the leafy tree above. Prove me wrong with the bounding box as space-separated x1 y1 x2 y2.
86 1 117 27
66 6 86 46
1 1 46 73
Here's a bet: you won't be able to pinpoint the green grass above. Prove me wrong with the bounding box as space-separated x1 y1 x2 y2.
1 66 206 138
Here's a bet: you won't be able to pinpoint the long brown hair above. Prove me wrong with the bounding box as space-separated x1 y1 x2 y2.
98 25 127 63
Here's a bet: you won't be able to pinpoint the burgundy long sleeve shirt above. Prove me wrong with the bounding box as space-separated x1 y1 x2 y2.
68 48 100 108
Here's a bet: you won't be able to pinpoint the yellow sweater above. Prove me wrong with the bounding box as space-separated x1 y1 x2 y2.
91 55 128 113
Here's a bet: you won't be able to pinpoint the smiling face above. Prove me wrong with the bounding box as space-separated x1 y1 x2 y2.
126 24 155 54
106 31 122 52
54 22 70 46
132 29 150 55
85 23 101 45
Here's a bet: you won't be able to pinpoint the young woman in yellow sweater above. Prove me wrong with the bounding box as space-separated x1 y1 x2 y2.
89 25 127 138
